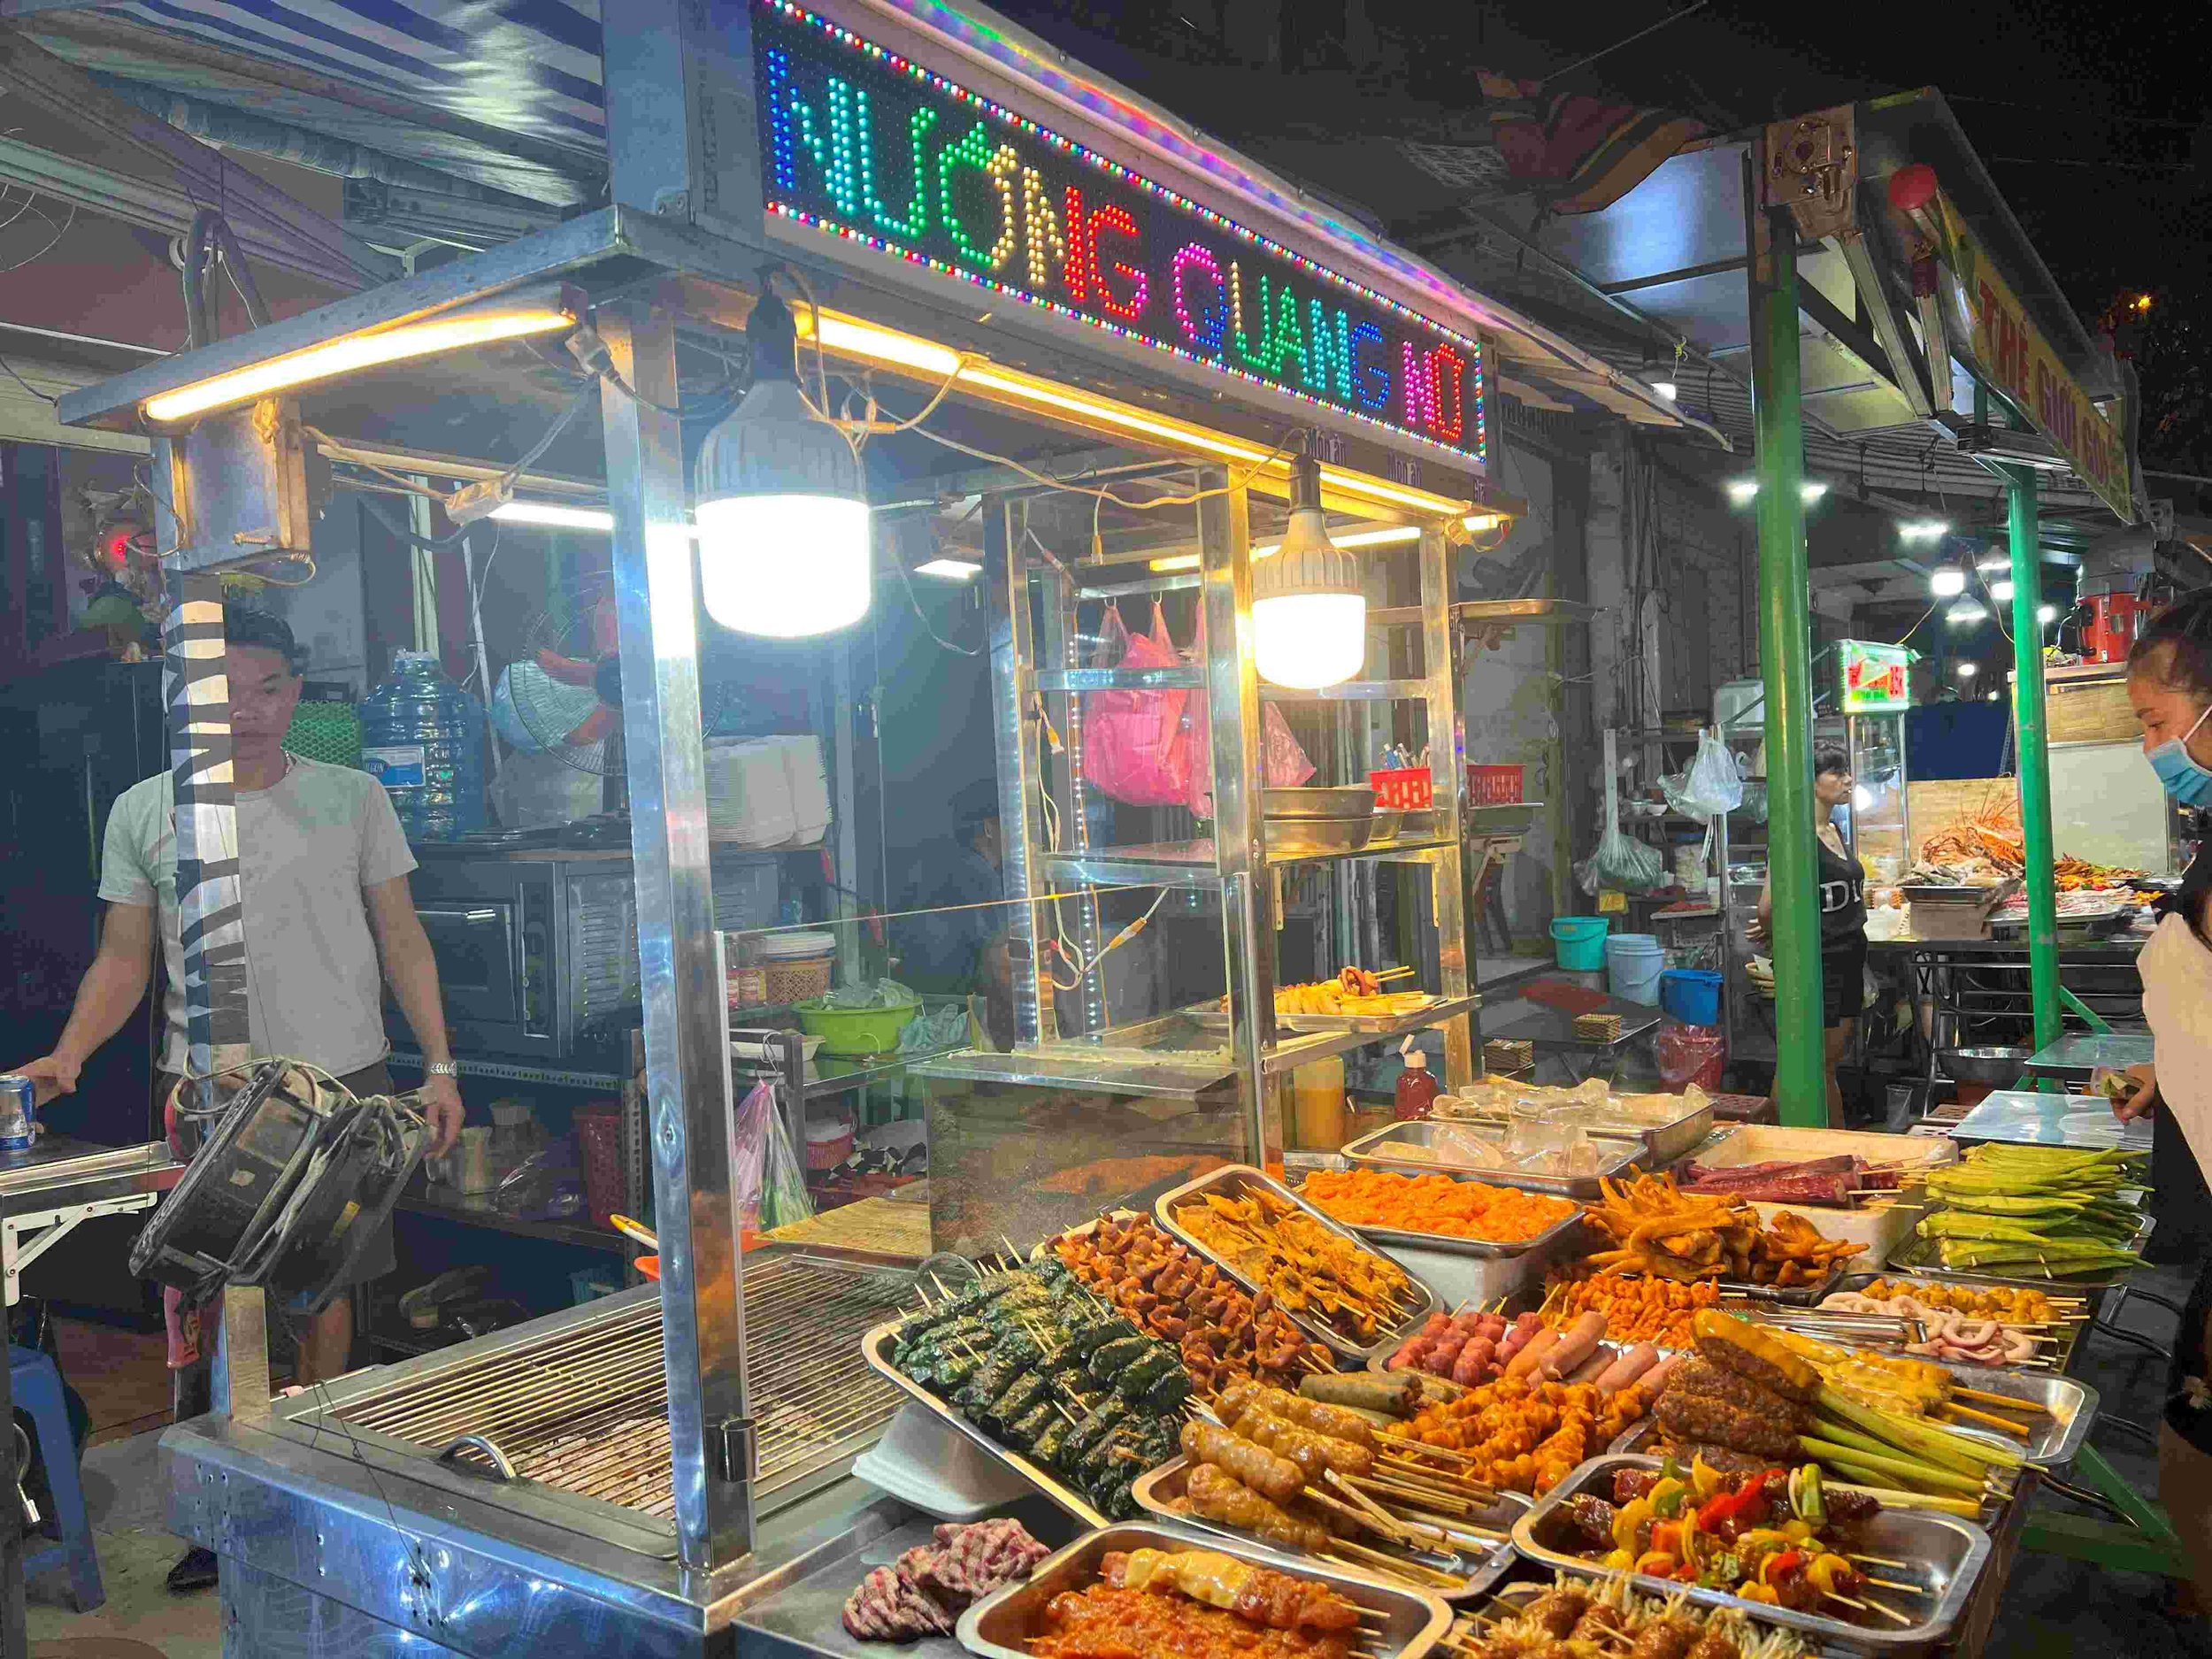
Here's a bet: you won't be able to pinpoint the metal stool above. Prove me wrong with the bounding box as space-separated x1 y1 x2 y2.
12 1344 102 1611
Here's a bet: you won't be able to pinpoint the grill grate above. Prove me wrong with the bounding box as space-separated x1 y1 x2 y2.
332 1254 910 1517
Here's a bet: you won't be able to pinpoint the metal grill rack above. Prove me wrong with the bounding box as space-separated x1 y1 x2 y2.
320 1252 911 1520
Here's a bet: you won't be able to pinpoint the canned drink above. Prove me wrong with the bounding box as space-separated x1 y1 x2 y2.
0 1075 35 1153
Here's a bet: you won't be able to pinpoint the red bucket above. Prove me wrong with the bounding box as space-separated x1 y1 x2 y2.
572 1101 625 1229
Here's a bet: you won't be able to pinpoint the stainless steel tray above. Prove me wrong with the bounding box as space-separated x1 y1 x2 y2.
1156 1164 1440 1362
1930 1362 2098 1467
1512 1454 1992 1655
1342 1119 1646 1199
1887 1212 2155 1292
859 1320 1105 1528
1190 995 1451 1035
1293 1170 1587 1261
1128 1456 1524 1602
1436 1096 1713 1166
1823 1270 2093 1371
1714 1260 1851 1307
956 1522 1455 1659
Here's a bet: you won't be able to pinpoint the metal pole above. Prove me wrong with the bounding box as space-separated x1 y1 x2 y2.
1748 199 1825 1126
598 303 751 1571
2004 465 2062 1051
1197 472 1279 1170
1418 525 1473 1088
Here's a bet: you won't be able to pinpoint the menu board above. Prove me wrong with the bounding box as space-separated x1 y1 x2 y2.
1839 639 1911 714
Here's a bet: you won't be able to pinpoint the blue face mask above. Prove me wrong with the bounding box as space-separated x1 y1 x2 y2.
2148 703 2212 805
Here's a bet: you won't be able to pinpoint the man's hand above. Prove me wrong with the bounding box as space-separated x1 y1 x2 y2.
8 1054 81 1108
2099 1063 2159 1124
416 1073 464 1156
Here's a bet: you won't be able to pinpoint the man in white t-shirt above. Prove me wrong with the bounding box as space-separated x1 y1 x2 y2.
9 609 463 1585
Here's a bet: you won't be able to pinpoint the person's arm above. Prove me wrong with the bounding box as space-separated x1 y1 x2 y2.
11 902 155 1105
366 874 463 1156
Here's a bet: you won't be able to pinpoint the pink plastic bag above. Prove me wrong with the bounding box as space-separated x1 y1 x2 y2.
1084 603 1195 806
1183 609 1316 818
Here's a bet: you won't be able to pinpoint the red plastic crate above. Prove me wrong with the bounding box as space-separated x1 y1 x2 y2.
1466 764 1524 805
1370 767 1434 810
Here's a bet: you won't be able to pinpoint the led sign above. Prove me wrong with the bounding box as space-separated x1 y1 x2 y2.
753 0 1486 464
1839 639 1911 715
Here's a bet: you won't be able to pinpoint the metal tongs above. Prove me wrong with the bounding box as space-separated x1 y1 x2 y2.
1720 1302 1929 1347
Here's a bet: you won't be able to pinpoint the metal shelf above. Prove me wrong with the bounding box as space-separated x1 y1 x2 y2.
1258 992 1480 1075
1044 831 1455 887
387 1049 626 1091
1260 679 1429 702
1370 597 1595 627
395 1190 627 1253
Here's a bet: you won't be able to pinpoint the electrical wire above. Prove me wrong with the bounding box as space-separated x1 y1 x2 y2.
0 349 54 406
0 200 74 276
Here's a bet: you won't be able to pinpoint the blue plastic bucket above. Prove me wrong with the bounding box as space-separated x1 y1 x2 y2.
1549 915 1610 970
1660 967 1724 1027
1605 933 1665 1005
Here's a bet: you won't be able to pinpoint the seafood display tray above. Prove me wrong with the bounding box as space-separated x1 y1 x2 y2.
956 1522 1455 1659
1823 1271 2093 1372
1156 1164 1441 1363
1513 1455 1991 1655
1128 1456 1525 1603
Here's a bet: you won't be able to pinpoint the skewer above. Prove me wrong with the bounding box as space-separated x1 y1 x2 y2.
1321 1473 1443 1548
1303 1483 1414 1541
1355 1472 1480 1514
1855 1594 1915 1626
1324 1539 1463 1587
1863 1577 1927 1596
1938 1404 2032 1440
1846 1554 1909 1569
1952 1386 2051 1417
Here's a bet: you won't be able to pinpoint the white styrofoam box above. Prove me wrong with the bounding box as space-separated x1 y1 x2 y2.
852 1401 1033 1520
1692 1123 1956 1269
704 735 833 848
772 734 832 846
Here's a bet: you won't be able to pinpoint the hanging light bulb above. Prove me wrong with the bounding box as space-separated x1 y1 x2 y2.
1990 578 2015 603
1930 568 1966 596
693 284 872 637
1251 452 1365 688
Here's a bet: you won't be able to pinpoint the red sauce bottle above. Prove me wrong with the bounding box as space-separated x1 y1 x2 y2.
1394 1047 1440 1120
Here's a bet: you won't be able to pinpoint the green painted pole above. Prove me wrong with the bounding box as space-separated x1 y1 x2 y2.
1750 203 1825 1126
2005 464 2062 1051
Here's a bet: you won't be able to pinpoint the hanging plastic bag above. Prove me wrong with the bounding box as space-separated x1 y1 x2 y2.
729 1079 814 1233
1576 735 1665 892
1182 608 1317 818
1082 602 1195 806
1680 728 1744 818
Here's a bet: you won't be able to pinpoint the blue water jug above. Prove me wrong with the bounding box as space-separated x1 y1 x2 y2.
359 651 488 841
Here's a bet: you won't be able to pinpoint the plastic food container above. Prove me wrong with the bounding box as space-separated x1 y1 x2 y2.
758 930 836 1003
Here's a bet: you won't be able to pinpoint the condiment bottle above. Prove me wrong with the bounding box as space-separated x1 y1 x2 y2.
1394 1042 1440 1120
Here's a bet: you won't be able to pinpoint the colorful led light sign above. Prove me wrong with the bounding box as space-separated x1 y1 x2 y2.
754 0 1485 465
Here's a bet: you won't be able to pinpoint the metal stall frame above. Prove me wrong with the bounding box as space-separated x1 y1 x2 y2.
52 1 1695 1644
995 491 1476 1171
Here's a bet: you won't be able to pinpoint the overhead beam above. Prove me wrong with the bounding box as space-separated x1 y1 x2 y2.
1796 280 1896 388
1835 216 1933 417
0 134 360 290
0 30 396 288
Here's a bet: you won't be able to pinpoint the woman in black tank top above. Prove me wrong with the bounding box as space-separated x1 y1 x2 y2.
1751 746 1866 1127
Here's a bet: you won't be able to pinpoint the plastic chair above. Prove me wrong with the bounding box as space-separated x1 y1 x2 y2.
12 1344 102 1611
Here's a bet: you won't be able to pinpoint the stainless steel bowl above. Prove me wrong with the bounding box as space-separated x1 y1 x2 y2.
1939 1046 2035 1086
1264 784 1377 819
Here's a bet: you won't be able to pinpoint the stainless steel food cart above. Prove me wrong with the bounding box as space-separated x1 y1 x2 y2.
55 0 1688 1648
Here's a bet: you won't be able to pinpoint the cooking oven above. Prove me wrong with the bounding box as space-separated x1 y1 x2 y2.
403 843 782 1064
403 845 636 1063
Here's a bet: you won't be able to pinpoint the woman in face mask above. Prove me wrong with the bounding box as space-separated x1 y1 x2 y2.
2105 590 2212 1603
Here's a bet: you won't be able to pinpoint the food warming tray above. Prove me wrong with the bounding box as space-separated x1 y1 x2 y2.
1294 1170 1588 1261
956 1522 1455 1659
859 1319 1106 1528
1435 1093 1713 1166
1342 1119 1645 1199
1513 1455 1991 1654
1886 1212 2155 1292
1155 1164 1440 1362
1823 1270 2093 1371
1127 1456 1523 1602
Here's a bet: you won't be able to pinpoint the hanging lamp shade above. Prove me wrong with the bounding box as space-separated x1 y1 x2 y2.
694 287 872 637
1251 455 1365 688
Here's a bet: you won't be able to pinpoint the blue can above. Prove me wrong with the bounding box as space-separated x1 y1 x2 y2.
0 1075 34 1153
